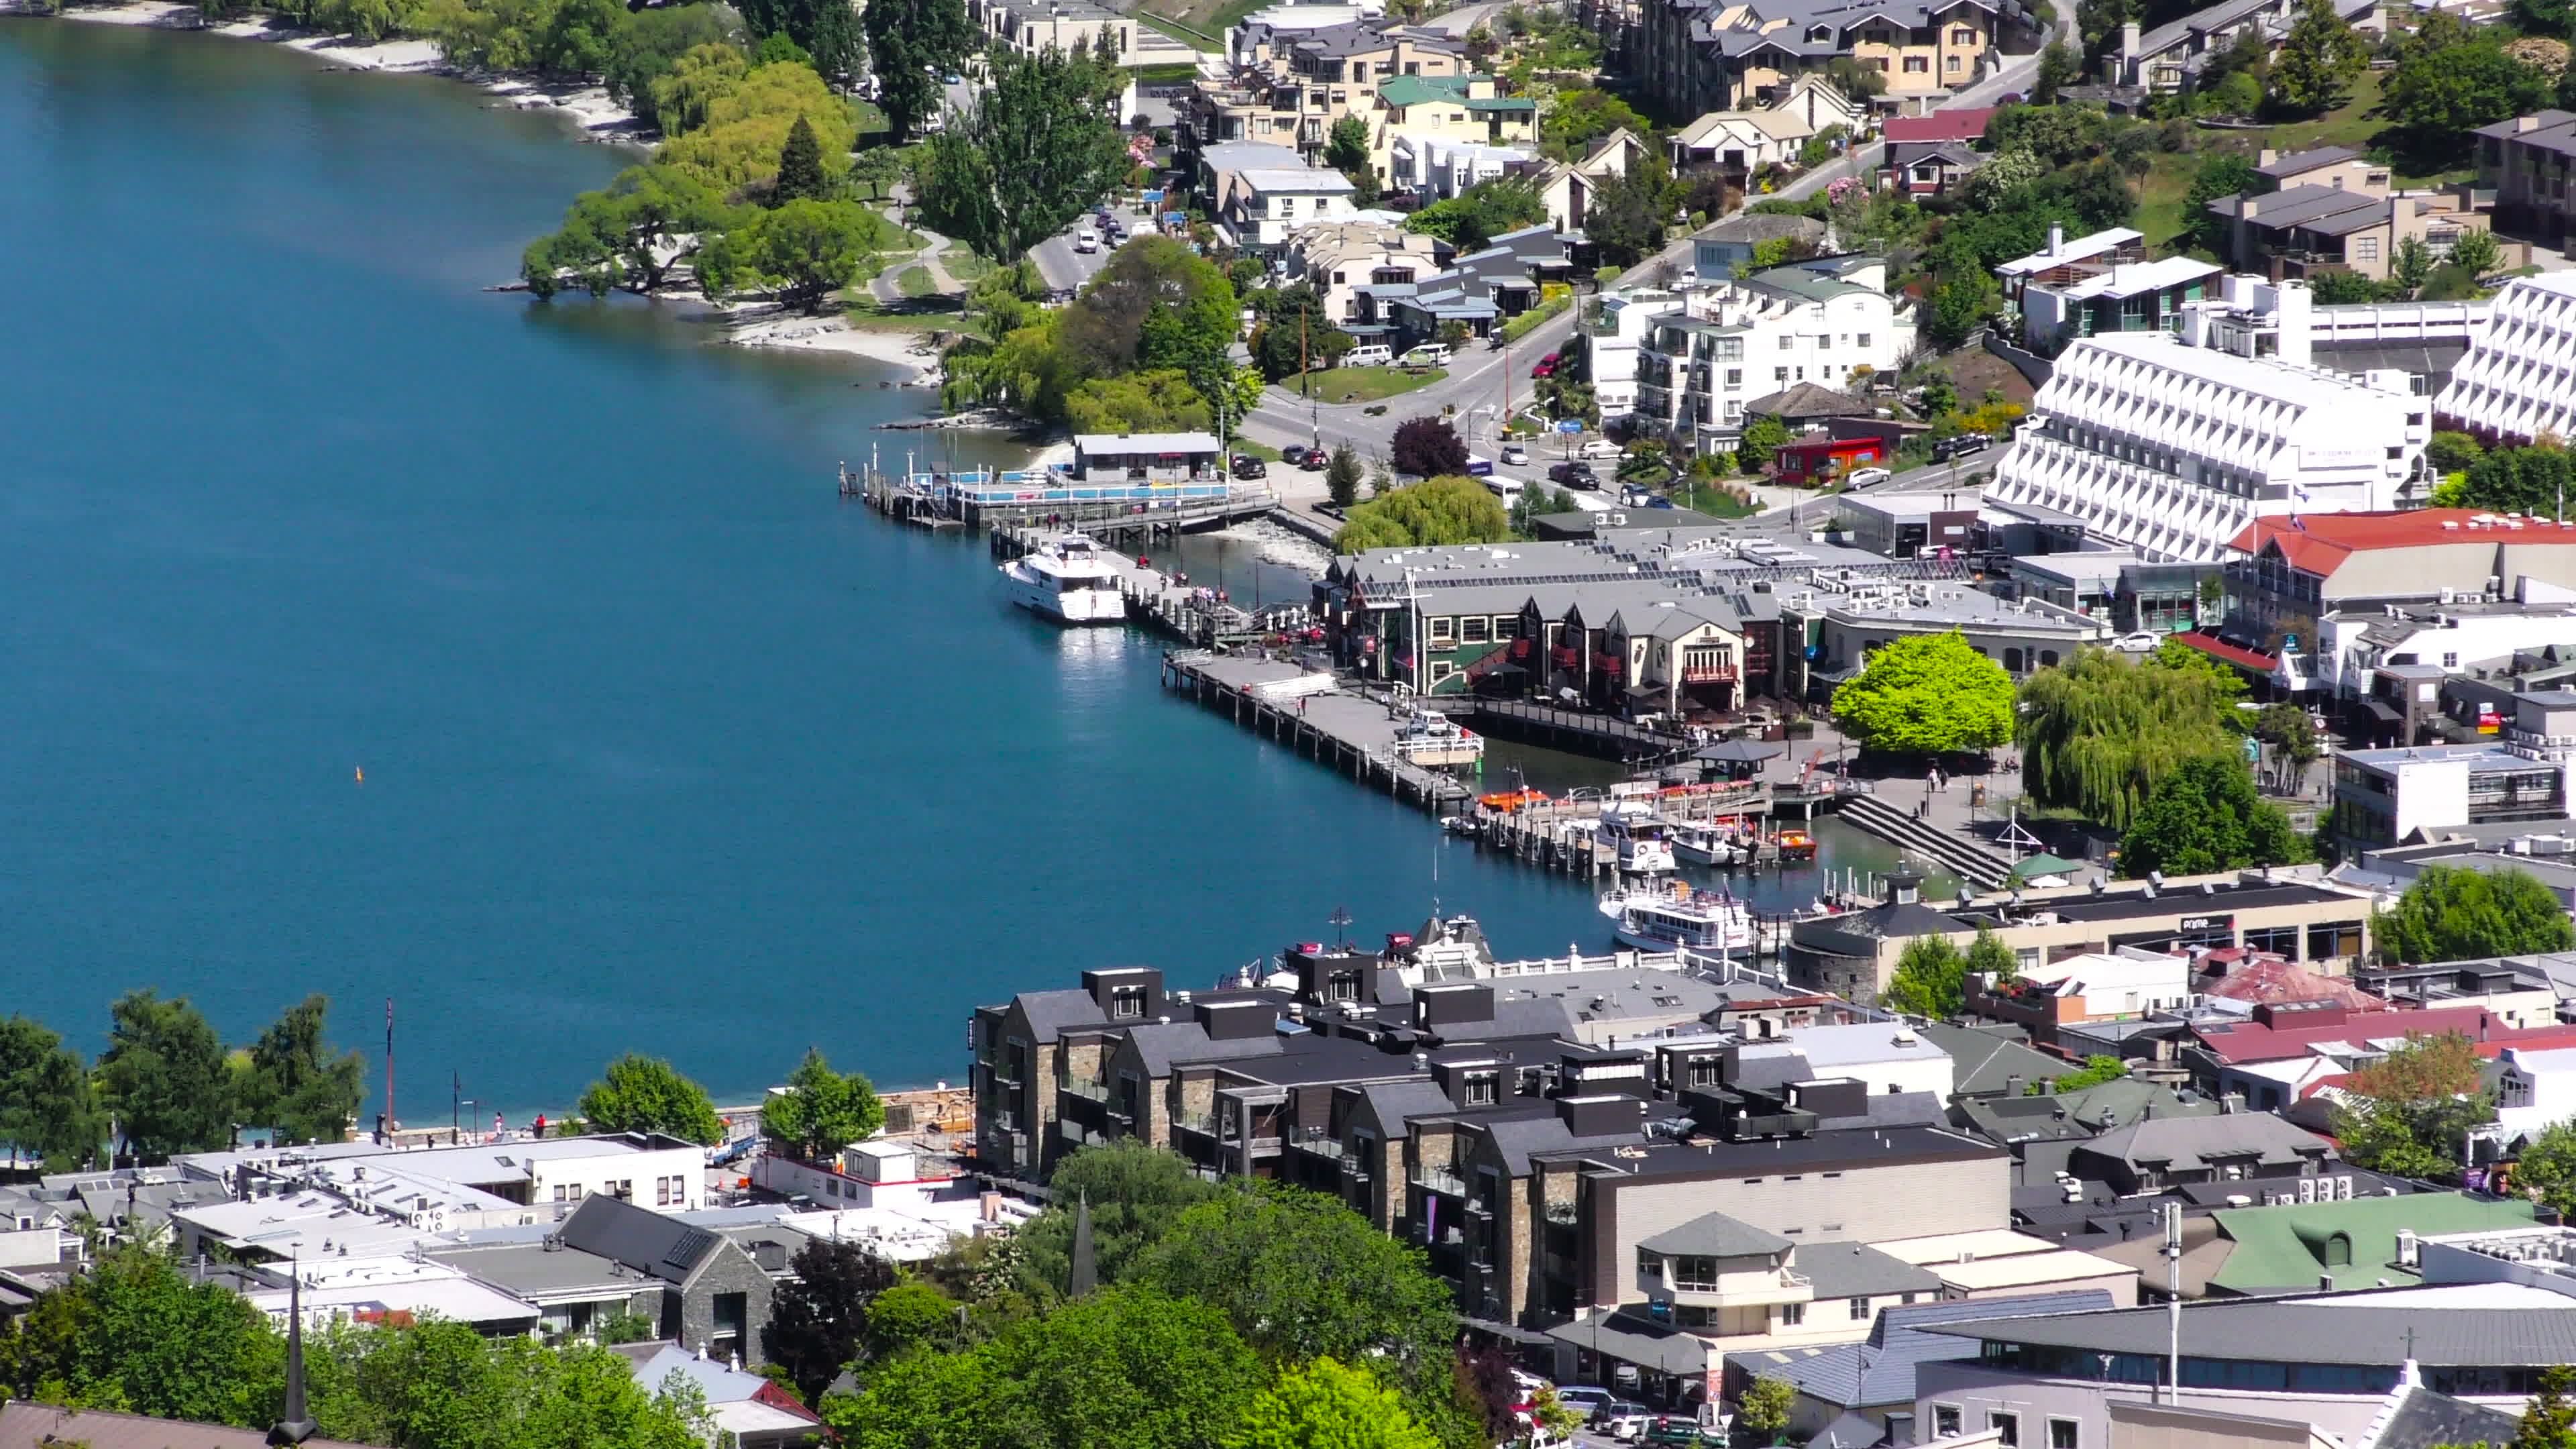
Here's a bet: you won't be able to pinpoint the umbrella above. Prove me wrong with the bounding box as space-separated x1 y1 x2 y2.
2010 852 2085 880
1693 739 1786 765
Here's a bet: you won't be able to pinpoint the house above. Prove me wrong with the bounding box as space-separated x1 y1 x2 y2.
1624 1210 1946 1354
1224 164 1359 252
553 1193 780 1366
1068 432 1225 484
1668 108 1812 192
2476 110 2576 246
1774 430 1890 482
2130 1191 2543 1297
1290 220 1441 325
1634 0 2027 123
1964 950 2194 1047
1828 490 1980 559
2326 691 2576 849
1918 1021 2092 1098
1882 107 1993 145
1996 225 2145 310
1952 1075 2222 1187
1689 211 1830 280
2255 145 2388 195
1986 311 2429 564
2207 185 2491 285
1781 578 2107 701
2106 0 2379 92
1873 1228 2141 1304
1370 72 1538 184
968 0 1148 66
615 1342 828 1448
2355 955 2564 1029
2017 255 2224 354
1183 18 1466 165
1385 135 1532 204
1882 140 1984 196
1531 128 1652 232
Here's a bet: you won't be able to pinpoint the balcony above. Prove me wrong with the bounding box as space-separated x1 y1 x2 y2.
1296 1129 1349 1161
1542 1199 1578 1225
1681 664 1738 683
1059 1077 1110 1102
1173 1108 1218 1136
1413 1164 1470 1196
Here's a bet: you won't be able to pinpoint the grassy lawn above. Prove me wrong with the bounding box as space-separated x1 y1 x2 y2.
1674 482 1760 518
1231 439 1283 460
2247 70 2386 156
944 252 996 282
1131 6 1225 48
841 294 965 333
896 265 937 298
2137 150 2196 254
1285 366 1448 402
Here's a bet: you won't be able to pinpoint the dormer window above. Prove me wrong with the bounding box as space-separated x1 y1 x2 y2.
1463 1069 1500 1106
1807 24 1831 42
1111 984 1146 1019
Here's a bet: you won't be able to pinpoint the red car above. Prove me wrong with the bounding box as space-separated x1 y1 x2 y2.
1530 359 1555 378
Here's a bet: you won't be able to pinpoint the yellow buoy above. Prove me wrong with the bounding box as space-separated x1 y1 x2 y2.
355 767 365 785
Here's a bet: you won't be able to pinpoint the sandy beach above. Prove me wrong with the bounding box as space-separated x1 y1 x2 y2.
718 311 945 384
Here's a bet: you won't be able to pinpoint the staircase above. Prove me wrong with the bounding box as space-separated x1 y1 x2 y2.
1833 794 2019 890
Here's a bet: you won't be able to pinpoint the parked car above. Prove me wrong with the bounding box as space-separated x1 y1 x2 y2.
1549 461 1599 488
1531 358 1556 378
1596 1402 1656 1440
1280 444 1311 467
1299 449 1328 472
1642 1415 1703 1448
2112 631 2161 652
1500 442 1529 466
1399 343 1452 367
1231 454 1269 480
1846 466 1891 487
1552 1387 1613 1417
1930 433 1990 463
1578 438 1623 460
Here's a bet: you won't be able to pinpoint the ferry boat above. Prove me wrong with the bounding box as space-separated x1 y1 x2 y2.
1599 877 1754 954
1599 807 1676 874
1671 822 1747 868
998 533 1127 623
1392 709 1485 769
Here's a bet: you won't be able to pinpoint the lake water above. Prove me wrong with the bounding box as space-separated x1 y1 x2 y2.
0 19 1922 1119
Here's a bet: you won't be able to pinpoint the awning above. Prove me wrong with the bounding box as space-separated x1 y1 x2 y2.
2361 698 2404 724
2165 629 2276 674
1464 1316 1554 1346
1545 1309 1715 1377
1695 739 1786 765
2010 852 2085 879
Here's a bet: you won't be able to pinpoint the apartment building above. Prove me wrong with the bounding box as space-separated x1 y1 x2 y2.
2104 0 2377 92
1183 18 1468 166
1290 221 1441 325
1633 258 1913 450
2476 109 2576 247
2329 690 2576 847
1986 294 2429 564
967 0 1144 65
1781 577 2108 702
1635 0 2029 123
2208 186 2491 286
2438 270 2576 445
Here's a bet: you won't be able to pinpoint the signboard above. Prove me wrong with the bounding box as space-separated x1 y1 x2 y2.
2178 914 2234 933
1556 419 1585 433
2300 445 2377 470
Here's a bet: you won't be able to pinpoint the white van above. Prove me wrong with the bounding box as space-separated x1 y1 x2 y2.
1342 343 1393 368
1399 343 1452 367
1484 476 1524 508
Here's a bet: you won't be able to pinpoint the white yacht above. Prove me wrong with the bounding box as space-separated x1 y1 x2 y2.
1599 806 1676 874
1671 822 1748 868
1392 709 1485 768
1600 878 1754 955
999 534 1127 623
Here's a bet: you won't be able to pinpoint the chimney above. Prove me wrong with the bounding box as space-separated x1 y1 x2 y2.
1885 869 1923 906
2047 222 2064 258
2258 148 2277 168
2241 197 2258 220
2521 115 2544 133
2119 19 2139 55
2005 1075 2025 1097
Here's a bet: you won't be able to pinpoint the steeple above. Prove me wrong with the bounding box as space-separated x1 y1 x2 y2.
1068 1191 1097 1299
268 1264 317 1446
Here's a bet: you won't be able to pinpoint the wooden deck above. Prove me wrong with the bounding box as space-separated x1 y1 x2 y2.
1162 651 1477 815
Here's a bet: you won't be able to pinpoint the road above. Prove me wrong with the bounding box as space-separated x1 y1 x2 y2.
1030 218 1149 293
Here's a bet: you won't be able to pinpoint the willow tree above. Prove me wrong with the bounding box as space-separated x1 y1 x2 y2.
2017 647 2239 832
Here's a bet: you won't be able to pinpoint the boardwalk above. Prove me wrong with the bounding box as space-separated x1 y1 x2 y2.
1162 651 1477 814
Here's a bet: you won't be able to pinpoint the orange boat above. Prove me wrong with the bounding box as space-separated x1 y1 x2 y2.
1479 787 1552 813
1777 828 1817 861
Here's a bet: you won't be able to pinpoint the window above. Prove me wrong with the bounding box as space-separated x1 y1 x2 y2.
1856 333 1872 348
1462 615 1490 643
1780 335 1795 350
2039 650 2059 667
1991 1412 2021 1447
1687 1057 1721 1087
1951 25 1976 42
1428 615 1454 641
1111 983 1147 1019
1462 1069 1499 1106
1934 1406 1962 1438
656 1176 673 1206
2049 1419 2080 1449
1774 367 1790 382
2353 235 2379 262
1904 55 1929 72
2443 651 2459 667
1429 660 1456 684
1725 368 1743 387
1849 1296 1870 1320
1778 1301 1805 1325
1671 1254 1722 1291
1945 53 1962 69
2308 922 2363 959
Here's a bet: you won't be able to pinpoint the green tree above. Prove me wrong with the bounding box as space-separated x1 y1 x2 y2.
2330 1031 2492 1180
2382 41 2550 165
2253 701 2320 775
1064 370 1212 435
1230 1357 1441 1449
2392 235 2436 296
2033 1056 2128 1093
863 1280 961 1360
605 5 746 131
2428 430 2485 474
2267 0 2367 114
1964 927 2017 985
2460 443 2576 516
1133 1183 1457 1374
1737 1377 1797 1443
2451 226 2504 278
1324 115 1381 204
1735 414 1791 474
97 989 233 1160
764 1237 898 1403
738 0 861 76
702 198 879 311
2032 42 2082 104
2511 1120 2576 1218
1388 416 1471 479
1582 156 1675 269
2507 1365 2576 1449
233 995 366 1147
1012 1141 1222 1297
657 59 859 191
0 1242 270 1424
2181 150 2259 255
862 0 971 138
915 36 1127 260
2116 755 2305 878
1250 284 1355 383
576 1054 724 1144
760 1046 885 1161
773 115 831 204
0 1018 103 1170
1830 631 2015 757
1402 176 1546 252
1882 935 1969 1018
1334 476 1511 553
826 1287 1264 1449
1925 275 1994 350
648 42 749 136
2372 865 2576 965
2018 647 2241 833
1326 444 1364 509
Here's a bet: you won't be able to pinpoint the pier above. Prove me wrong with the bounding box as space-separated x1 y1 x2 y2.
1464 700 1698 766
1163 651 1477 815
993 525 1312 649
846 463 1275 541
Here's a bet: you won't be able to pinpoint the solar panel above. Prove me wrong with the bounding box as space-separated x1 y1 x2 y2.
662 1228 716 1269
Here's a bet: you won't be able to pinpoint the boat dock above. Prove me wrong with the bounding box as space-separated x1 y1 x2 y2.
992 525 1311 648
1162 651 1477 814
846 463 1275 542
1465 700 1697 767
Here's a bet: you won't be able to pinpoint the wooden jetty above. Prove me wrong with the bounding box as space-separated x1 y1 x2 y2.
1163 651 1476 816
1466 700 1697 767
845 463 1274 542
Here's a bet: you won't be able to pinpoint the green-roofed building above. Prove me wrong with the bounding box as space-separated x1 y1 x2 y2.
2202 1192 2540 1297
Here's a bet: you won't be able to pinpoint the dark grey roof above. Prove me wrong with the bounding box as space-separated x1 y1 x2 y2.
1746 382 1876 421
2075 1112 2330 1172
1696 212 1827 245
1640 1210 1793 1258
1730 1050 1817 1093
1762 1291 2117 1408
1920 1290 2576 1366
2257 145 2360 178
427 1240 633 1297
1916 1022 2073 1097
1810 1411 1884 1449
1122 1021 1284 1077
1354 1079 1458 1128
1792 1241 1944 1301
1013 987 1110 1043
558 1193 720 1283
2370 1382 2524 1449
1481 1113 1643 1175
1546 1309 1713 1375
2224 182 2383 234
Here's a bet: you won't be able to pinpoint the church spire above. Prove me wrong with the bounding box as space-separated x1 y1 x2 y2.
268 1263 317 1446
1069 1191 1097 1299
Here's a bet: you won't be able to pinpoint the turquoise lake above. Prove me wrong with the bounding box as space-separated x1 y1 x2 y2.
0 19 1918 1118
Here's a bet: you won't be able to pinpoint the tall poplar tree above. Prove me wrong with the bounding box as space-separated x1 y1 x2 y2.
865 0 973 140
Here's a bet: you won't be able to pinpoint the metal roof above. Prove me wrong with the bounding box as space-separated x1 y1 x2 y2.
1919 1287 2576 1366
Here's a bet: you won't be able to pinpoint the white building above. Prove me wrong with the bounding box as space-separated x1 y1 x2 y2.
1385 134 1531 203
2438 270 2576 444
2004 950 2194 1020
2330 691 2576 846
1988 299 2429 562
2493 1045 2576 1148
1223 164 1359 252
1587 286 1684 421
1633 258 1913 451
1746 1020 1956 1097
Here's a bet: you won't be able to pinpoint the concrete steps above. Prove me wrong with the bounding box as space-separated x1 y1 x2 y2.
1834 793 2018 889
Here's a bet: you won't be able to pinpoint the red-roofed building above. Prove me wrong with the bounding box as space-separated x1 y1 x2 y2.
2193 951 2385 1012
2190 1000 2576 1111
1882 108 1994 145
2218 509 2576 694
